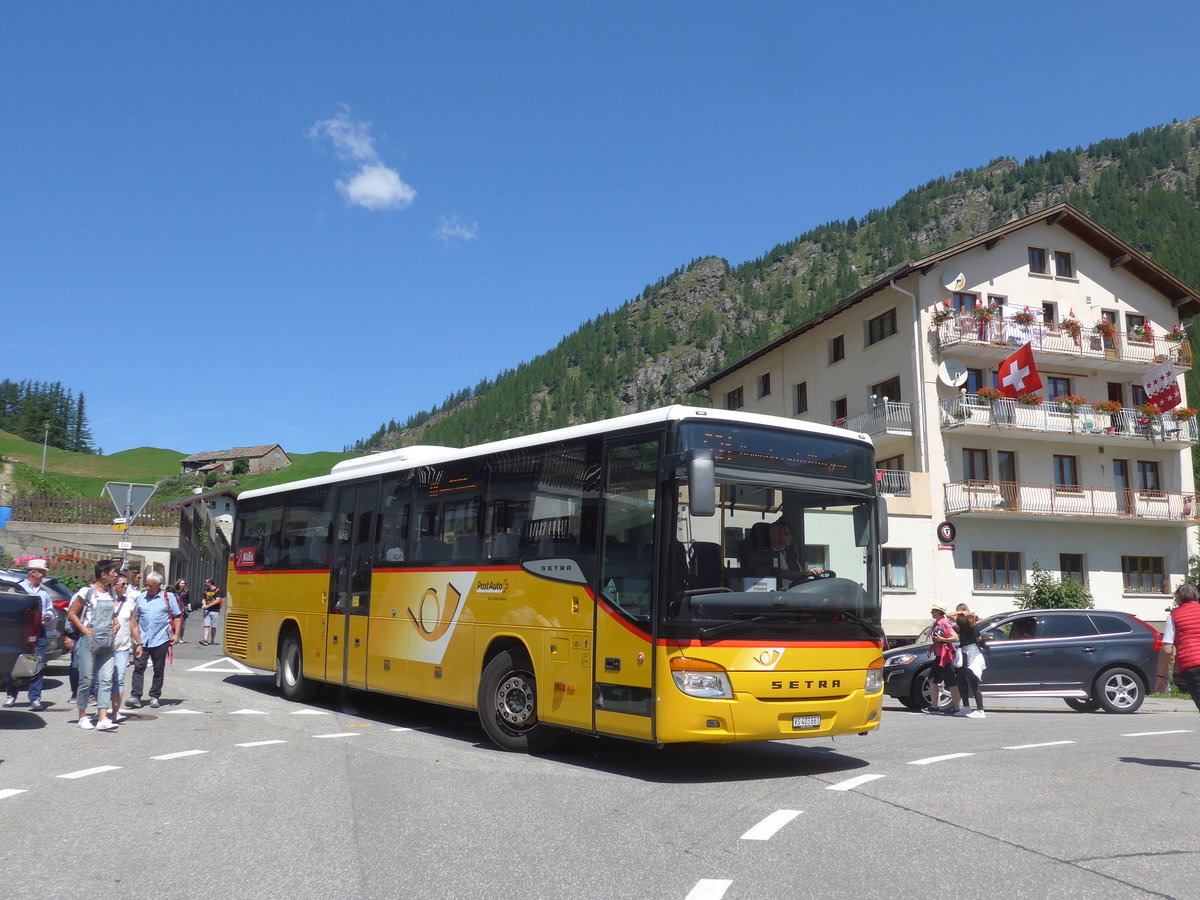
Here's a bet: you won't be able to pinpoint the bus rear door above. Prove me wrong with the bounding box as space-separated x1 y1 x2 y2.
327 482 378 689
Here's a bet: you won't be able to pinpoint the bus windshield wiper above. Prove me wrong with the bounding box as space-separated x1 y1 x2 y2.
698 615 772 639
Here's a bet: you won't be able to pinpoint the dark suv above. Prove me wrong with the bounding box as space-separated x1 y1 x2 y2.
883 609 1160 714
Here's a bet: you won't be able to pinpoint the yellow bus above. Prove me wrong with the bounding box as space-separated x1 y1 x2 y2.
225 406 888 751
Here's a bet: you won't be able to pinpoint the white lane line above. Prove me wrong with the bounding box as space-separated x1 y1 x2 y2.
1004 740 1076 750
291 709 330 716
686 880 732 900
236 739 287 747
151 750 209 761
827 773 886 791
908 753 974 766
162 709 203 715
0 789 28 800
390 726 431 733
230 709 268 715
1122 730 1194 737
58 766 122 780
313 732 360 739
740 809 801 840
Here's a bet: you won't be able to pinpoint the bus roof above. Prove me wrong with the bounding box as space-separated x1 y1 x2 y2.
237 405 872 501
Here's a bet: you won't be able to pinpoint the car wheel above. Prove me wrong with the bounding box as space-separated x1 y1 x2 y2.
477 649 562 753
277 632 319 703
1065 698 1100 712
912 667 953 710
1093 667 1144 714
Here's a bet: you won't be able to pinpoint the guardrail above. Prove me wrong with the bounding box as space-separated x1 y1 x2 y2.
842 401 912 436
944 480 1195 521
938 395 1198 444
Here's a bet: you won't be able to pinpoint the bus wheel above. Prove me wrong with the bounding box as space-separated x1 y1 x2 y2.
278 632 318 703
477 649 561 753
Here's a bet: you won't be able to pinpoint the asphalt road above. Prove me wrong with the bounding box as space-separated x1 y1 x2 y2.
2 643 1198 900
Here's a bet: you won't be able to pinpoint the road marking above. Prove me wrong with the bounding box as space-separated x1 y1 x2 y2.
236 740 287 747
152 750 208 761
686 880 732 900
162 708 203 715
58 766 121 780
390 726 431 732
188 657 254 674
908 753 974 765
1121 730 1194 737
1003 740 1076 750
313 732 360 739
230 709 269 715
0 789 28 800
827 773 886 791
291 709 330 716
740 809 801 840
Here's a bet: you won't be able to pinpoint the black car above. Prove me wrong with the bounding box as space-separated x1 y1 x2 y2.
0 569 71 663
883 609 1161 714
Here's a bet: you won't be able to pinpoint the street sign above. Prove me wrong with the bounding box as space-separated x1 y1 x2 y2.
117 541 132 550
105 482 156 523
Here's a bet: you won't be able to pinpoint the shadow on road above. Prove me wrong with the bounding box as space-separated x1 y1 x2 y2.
1119 756 1200 770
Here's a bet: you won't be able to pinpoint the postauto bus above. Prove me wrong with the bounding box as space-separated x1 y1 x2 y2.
225 406 887 751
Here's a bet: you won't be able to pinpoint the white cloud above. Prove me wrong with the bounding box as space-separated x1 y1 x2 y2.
433 214 479 244
308 105 416 211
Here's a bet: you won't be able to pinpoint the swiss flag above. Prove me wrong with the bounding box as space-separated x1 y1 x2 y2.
1142 360 1182 411
997 342 1042 399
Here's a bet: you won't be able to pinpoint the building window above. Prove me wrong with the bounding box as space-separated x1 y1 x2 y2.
725 387 743 410
1053 455 1079 491
1042 302 1058 324
1137 460 1162 495
877 453 905 470
1054 250 1074 278
757 373 771 399
1131 384 1148 407
963 448 989 482
831 397 847 424
1126 314 1149 342
1122 556 1165 593
1028 247 1047 275
1060 553 1086 584
973 551 1022 589
1107 382 1124 406
829 334 845 364
870 376 901 403
987 294 1005 308
1048 375 1072 398
882 548 911 589
951 292 979 312
793 382 808 415
966 368 985 393
867 308 897 345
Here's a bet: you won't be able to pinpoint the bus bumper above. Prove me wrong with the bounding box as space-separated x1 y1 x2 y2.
655 689 884 744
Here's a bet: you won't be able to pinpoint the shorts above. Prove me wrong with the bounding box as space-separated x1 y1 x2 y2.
204 610 220 627
929 663 955 684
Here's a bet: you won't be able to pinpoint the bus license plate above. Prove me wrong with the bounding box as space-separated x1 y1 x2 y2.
793 715 821 730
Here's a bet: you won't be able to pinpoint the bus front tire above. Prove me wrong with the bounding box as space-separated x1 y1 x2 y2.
477 649 561 753
278 633 318 703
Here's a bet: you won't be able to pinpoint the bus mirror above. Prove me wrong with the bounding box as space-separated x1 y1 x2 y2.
688 450 715 517
877 498 889 545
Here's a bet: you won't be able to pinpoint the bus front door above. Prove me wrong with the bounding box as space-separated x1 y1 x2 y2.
327 482 378 689
593 437 660 741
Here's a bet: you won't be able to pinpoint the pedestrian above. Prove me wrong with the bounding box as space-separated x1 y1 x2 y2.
109 574 137 723
173 579 190 642
127 572 182 709
3 558 56 711
951 603 987 719
1155 583 1200 713
67 559 121 731
200 578 223 646
923 604 961 714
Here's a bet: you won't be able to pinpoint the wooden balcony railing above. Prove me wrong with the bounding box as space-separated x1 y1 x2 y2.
939 394 1199 444
934 315 1192 368
945 480 1196 521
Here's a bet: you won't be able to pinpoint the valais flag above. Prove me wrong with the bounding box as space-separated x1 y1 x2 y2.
1142 359 1181 411
997 342 1042 399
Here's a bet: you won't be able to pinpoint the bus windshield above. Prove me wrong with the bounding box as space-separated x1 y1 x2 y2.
665 469 882 644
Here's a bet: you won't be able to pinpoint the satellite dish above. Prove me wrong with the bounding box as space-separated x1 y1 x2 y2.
942 270 967 292
938 359 968 387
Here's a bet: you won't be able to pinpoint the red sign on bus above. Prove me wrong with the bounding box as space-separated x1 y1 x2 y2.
236 547 257 567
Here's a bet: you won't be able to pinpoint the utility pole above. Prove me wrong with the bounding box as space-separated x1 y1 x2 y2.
41 421 49 473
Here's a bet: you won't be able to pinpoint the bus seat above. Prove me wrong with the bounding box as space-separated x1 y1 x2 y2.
414 537 450 561
452 537 480 560
491 532 519 559
690 542 723 588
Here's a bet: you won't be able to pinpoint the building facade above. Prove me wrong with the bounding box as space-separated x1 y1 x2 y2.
180 444 291 476
698 204 1200 636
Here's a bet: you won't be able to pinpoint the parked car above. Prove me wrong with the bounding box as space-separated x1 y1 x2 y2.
883 609 1161 714
0 569 71 664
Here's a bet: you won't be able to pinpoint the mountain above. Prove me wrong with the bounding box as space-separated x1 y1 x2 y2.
353 117 1200 452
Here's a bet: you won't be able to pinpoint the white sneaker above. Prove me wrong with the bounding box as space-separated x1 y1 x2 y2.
112 712 128 723
95 719 118 732
952 707 973 717
78 717 95 730
968 710 986 719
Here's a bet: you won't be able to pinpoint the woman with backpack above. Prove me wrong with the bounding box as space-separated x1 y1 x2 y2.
67 559 122 732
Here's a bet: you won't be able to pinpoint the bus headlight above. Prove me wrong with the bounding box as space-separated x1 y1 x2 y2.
670 657 733 699
865 658 884 694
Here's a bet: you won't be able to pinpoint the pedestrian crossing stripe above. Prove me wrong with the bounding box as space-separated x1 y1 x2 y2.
187 657 254 674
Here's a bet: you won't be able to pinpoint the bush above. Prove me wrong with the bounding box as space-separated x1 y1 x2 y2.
1013 561 1094 609
231 457 250 475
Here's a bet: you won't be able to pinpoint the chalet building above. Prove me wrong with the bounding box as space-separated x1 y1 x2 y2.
180 444 291 476
697 204 1200 636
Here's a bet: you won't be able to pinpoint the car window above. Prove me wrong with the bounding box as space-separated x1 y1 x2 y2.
1088 614 1132 634
1035 614 1098 638
988 615 1037 640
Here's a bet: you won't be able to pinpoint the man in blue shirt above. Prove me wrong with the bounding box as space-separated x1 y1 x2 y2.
3 559 55 711
126 572 181 709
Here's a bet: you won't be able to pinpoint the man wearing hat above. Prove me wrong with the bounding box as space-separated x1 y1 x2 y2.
3 559 55 711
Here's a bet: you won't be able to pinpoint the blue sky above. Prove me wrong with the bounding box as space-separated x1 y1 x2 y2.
4 1 1198 456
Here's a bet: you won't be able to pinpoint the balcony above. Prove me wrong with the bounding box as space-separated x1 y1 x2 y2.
842 400 912 437
877 469 932 517
876 469 911 496
933 315 1192 371
945 480 1196 524
938 394 1199 446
